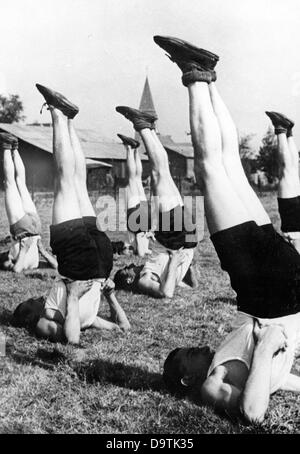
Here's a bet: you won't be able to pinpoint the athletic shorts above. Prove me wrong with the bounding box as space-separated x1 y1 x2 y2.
278 197 300 233
155 204 198 250
50 216 113 281
10 212 41 240
127 201 152 233
211 221 300 318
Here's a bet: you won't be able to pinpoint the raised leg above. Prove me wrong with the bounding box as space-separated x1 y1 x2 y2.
68 119 95 217
208 82 270 225
139 128 182 211
3 149 25 225
277 134 300 198
126 145 141 209
12 149 37 214
188 82 251 235
134 149 147 202
50 109 82 225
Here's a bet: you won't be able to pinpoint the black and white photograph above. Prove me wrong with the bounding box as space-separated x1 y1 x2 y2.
0 0 300 437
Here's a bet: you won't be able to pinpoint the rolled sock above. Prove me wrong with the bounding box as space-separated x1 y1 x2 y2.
182 69 212 87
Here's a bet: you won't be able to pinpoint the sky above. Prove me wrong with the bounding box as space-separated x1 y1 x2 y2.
1 0 300 150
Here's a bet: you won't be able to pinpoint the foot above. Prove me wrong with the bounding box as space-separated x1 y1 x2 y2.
116 106 157 131
117 133 140 149
265 111 294 135
153 35 219 84
0 132 17 150
36 84 79 119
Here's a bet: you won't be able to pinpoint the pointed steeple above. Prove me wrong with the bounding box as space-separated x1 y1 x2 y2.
139 77 157 117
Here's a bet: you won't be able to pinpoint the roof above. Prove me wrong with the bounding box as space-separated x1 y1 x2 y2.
0 123 194 164
0 123 148 162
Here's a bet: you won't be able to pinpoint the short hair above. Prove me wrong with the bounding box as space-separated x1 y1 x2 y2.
13 298 43 330
114 265 136 291
163 348 190 397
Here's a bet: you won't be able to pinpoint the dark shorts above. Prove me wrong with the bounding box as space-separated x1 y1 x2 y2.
155 204 198 250
127 201 152 233
211 221 300 318
10 212 41 240
278 197 300 232
50 216 113 281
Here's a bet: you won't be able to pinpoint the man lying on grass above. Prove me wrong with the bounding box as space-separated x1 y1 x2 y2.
154 35 300 423
14 277 130 342
114 108 199 299
0 133 57 273
13 84 130 344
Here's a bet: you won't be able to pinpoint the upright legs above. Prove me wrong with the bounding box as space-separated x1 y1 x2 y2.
51 109 82 225
208 83 270 226
188 82 256 235
277 134 300 198
68 120 95 217
139 129 182 212
3 148 25 225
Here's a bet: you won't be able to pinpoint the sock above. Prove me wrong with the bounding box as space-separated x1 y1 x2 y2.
182 69 212 87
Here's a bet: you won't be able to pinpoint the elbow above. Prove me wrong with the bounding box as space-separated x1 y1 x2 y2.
161 290 174 299
240 401 266 425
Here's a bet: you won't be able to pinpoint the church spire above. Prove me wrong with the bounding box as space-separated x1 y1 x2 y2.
139 77 157 117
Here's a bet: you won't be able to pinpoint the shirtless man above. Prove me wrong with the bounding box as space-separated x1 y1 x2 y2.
117 133 152 257
265 111 300 253
114 108 198 298
13 85 130 344
0 132 57 272
153 36 300 423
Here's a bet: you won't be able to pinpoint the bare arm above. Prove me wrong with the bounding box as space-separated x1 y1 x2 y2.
240 324 287 424
201 365 244 417
160 249 186 298
36 317 65 342
280 373 300 392
63 280 93 345
37 239 58 269
101 279 131 332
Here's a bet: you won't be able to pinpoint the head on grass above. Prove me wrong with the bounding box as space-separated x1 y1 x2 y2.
114 264 141 291
13 297 45 330
0 251 12 270
163 347 215 398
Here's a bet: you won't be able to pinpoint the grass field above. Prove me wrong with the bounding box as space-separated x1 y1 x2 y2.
0 190 299 434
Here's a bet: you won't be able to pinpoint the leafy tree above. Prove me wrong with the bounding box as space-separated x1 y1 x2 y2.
256 127 278 183
0 94 25 123
239 133 257 180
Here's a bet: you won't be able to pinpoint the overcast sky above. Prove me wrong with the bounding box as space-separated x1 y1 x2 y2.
1 0 300 149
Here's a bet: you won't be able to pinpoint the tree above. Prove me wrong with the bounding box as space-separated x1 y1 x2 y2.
239 133 257 180
0 94 25 123
256 127 278 183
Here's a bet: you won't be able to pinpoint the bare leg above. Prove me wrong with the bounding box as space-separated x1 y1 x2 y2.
51 109 81 225
277 135 300 198
3 149 25 225
68 119 95 217
139 129 182 211
12 149 37 214
188 82 251 235
126 145 140 209
135 149 147 201
208 82 270 225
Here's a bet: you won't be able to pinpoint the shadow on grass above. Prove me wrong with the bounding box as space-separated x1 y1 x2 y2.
206 297 236 306
75 358 164 394
0 308 13 327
